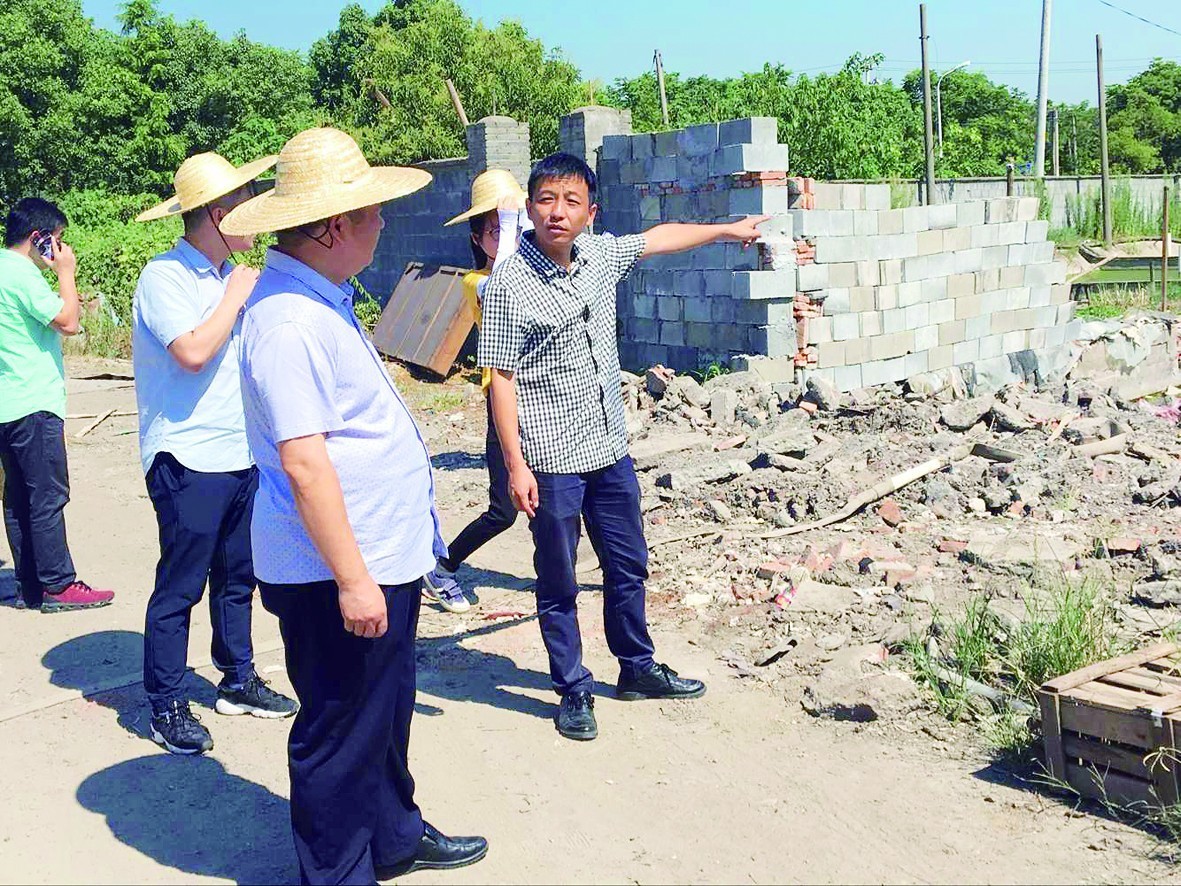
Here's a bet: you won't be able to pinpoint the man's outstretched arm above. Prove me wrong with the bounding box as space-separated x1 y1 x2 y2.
640 214 769 257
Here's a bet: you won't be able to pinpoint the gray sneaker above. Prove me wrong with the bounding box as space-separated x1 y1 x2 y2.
151 700 214 755
422 569 471 613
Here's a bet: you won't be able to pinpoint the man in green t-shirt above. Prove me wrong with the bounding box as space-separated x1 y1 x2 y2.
0 198 115 612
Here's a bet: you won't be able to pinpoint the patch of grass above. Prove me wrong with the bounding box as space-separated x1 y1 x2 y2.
420 390 465 413
65 299 131 359
1063 178 1181 242
1006 575 1126 699
906 574 1126 756
1047 227 1084 251
690 360 729 384
1077 283 1181 320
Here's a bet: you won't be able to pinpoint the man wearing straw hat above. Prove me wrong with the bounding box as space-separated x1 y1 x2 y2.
132 152 299 756
221 127 487 885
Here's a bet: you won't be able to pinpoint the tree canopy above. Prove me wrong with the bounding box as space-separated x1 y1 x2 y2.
0 0 1173 211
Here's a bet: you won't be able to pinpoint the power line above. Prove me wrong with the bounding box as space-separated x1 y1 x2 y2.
1094 0 1181 38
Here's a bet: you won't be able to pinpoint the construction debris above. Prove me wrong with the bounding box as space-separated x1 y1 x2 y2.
624 316 1181 728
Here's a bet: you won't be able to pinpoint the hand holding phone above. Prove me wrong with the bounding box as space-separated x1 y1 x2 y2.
37 234 76 277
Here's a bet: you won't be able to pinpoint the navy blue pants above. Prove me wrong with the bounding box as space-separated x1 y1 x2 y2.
0 411 77 607
143 453 257 709
439 398 516 571
260 579 424 886
530 455 656 695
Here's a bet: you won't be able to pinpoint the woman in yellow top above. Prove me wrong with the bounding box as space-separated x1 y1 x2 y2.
423 170 530 613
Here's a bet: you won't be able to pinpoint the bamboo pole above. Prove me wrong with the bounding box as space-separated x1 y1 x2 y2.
445 79 469 128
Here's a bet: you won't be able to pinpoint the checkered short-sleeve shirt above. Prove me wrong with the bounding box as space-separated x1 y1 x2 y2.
478 230 646 475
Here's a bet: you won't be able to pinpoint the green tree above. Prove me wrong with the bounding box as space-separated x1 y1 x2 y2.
315 0 585 164
1107 59 1181 173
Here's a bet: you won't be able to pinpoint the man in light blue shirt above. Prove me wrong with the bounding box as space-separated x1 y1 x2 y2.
132 152 296 757
221 127 487 886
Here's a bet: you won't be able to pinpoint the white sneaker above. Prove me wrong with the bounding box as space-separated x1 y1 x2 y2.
422 569 471 613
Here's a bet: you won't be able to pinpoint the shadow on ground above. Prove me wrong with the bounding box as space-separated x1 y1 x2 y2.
416 615 614 724
42 629 220 739
431 451 485 472
77 754 295 885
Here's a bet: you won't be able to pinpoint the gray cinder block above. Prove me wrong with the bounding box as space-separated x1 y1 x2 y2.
719 117 780 147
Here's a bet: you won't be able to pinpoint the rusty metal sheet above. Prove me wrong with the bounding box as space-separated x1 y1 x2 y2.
371 262 474 376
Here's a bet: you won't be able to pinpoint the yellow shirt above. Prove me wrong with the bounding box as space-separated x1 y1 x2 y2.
463 268 492 395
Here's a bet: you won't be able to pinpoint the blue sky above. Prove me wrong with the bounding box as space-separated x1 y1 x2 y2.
81 0 1181 103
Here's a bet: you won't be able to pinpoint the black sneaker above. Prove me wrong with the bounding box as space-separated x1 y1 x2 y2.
150 700 214 755
617 663 707 701
556 691 598 741
215 674 298 719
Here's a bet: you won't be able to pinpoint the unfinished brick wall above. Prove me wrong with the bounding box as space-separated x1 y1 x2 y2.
588 116 794 370
774 189 1079 392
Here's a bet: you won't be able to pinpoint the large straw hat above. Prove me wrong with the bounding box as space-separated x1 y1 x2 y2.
135 152 277 223
443 169 527 227
220 127 432 236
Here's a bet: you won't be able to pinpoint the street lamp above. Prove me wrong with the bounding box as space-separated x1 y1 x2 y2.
935 61 971 159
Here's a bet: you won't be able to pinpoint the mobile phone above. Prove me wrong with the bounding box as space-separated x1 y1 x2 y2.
32 232 55 262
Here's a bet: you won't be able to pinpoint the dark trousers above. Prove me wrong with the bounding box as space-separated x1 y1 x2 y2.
529 455 656 695
143 452 257 709
439 398 516 571
260 579 424 886
0 411 76 607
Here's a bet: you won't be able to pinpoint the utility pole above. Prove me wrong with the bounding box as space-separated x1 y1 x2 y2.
1033 0 1053 178
1071 112 1078 173
1050 108 1060 176
1097 34 1112 247
920 4 937 204
654 50 670 129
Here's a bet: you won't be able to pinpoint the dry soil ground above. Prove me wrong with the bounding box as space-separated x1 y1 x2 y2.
0 358 1177 885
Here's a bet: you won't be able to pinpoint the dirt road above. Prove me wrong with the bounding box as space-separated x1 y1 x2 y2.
0 358 1173 884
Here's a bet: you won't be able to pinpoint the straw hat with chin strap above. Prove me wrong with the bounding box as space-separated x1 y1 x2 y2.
135 152 278 223
219 127 432 237
443 168 526 227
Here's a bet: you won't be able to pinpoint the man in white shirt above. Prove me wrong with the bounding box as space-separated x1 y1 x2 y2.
133 153 297 756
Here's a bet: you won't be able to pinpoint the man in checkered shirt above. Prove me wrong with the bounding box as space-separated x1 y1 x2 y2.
479 152 767 741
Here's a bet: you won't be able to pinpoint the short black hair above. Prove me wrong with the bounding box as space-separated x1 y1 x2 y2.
469 215 489 268
4 197 68 248
527 152 597 202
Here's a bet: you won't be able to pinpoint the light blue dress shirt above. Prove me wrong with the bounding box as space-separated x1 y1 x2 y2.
131 238 252 475
239 248 445 586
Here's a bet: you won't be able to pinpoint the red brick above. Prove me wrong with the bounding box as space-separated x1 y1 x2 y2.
877 498 904 527
938 539 969 554
1107 536 1143 555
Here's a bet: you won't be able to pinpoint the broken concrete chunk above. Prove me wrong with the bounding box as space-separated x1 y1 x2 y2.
962 531 1083 568
990 401 1035 433
940 397 994 432
1133 580 1181 607
756 429 814 458
668 375 711 410
748 451 807 472
802 645 918 722
710 388 738 426
805 375 843 412
655 458 752 490
706 499 733 523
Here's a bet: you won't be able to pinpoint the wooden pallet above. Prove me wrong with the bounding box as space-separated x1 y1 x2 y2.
371 263 475 376
1039 643 1181 809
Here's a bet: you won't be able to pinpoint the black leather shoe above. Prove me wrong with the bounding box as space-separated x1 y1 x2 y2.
556 690 597 741
617 663 706 701
376 822 487 879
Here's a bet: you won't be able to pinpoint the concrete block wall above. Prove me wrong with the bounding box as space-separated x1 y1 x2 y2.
736 191 1079 393
361 116 531 301
571 112 799 370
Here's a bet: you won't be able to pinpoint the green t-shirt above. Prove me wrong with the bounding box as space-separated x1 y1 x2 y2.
0 249 66 423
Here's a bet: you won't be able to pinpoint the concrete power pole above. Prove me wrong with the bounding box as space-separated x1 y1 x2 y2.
1097 34 1113 247
1033 0 1052 178
920 4 937 204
